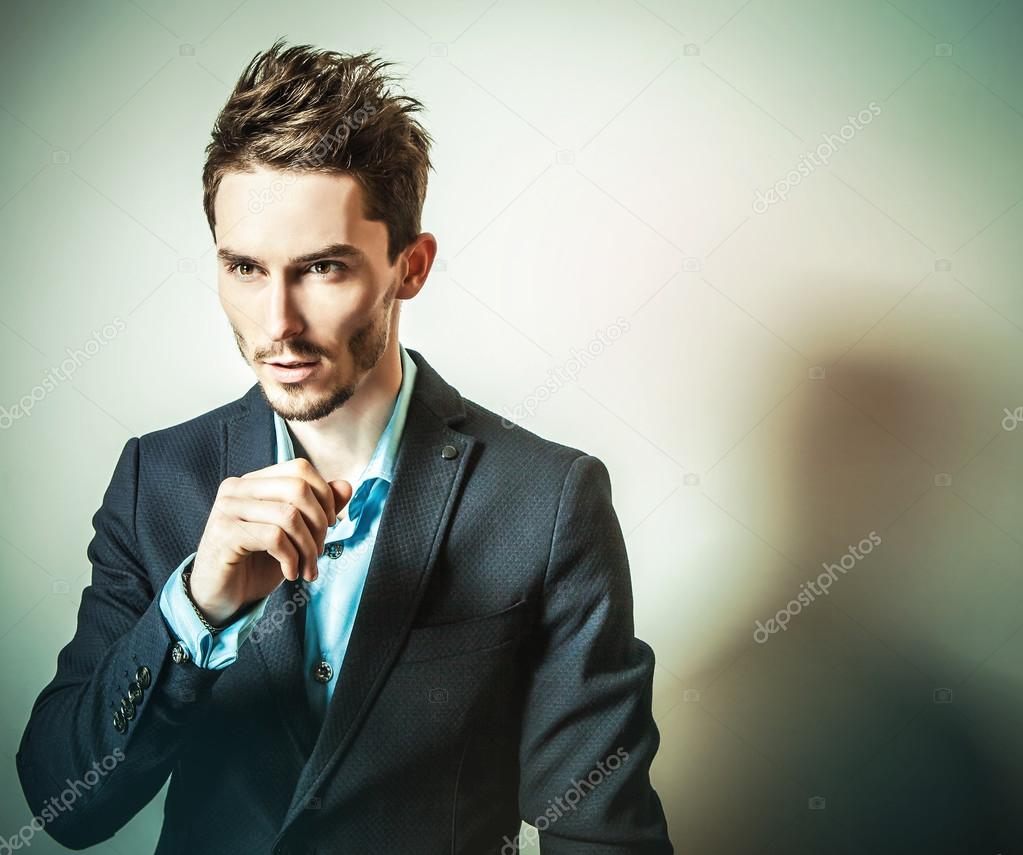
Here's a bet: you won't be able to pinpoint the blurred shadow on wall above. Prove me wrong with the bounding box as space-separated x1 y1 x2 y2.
759 352 1023 854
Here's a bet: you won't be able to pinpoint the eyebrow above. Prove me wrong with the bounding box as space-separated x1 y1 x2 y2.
216 242 366 267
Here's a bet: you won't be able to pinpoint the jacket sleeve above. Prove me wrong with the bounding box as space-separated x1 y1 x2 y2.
159 551 271 669
517 454 673 855
15 436 229 850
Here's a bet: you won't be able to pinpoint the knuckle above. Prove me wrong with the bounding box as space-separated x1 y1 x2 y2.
287 479 308 502
209 508 230 531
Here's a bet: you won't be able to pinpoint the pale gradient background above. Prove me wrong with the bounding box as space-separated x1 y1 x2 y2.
2 0 1023 852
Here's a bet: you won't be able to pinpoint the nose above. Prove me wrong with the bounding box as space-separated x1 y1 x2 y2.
265 276 304 342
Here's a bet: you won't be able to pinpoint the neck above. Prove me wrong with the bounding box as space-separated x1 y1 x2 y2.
285 342 402 485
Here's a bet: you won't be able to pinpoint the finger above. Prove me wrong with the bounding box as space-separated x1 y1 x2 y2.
328 480 353 517
234 519 301 582
223 476 332 548
242 459 337 525
219 497 321 581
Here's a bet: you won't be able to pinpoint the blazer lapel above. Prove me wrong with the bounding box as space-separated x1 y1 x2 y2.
223 383 320 762
279 348 478 832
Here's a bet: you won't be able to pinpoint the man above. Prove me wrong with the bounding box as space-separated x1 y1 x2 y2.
16 39 672 854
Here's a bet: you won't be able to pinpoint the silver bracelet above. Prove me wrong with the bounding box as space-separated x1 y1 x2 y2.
181 568 223 635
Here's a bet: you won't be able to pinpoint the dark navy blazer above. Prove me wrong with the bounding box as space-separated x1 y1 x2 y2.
17 347 673 854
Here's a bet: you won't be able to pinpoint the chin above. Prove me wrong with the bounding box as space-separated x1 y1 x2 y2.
261 374 356 422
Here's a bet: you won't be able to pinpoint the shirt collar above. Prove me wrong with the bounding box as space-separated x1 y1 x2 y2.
272 341 418 493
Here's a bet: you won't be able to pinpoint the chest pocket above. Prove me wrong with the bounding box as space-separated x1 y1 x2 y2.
396 599 529 664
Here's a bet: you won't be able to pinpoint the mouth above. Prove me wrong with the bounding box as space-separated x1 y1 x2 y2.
263 358 321 382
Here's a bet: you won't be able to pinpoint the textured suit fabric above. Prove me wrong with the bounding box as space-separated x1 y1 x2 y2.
16 347 673 855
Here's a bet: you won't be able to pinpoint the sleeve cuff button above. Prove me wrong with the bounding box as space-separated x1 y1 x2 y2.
135 665 151 688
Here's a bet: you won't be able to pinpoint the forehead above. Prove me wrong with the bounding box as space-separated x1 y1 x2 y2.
213 166 383 257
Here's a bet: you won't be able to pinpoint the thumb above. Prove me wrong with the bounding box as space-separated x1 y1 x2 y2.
328 479 353 518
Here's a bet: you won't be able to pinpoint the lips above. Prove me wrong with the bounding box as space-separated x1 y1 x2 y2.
264 359 321 382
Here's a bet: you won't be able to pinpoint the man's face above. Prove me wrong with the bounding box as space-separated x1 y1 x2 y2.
213 166 402 422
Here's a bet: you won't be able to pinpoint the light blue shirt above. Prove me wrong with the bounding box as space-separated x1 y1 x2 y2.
159 342 417 721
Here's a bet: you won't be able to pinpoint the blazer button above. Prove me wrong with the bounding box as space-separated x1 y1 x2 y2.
440 444 458 459
171 641 191 664
112 710 127 733
312 661 333 684
120 697 136 720
135 665 151 688
127 681 144 703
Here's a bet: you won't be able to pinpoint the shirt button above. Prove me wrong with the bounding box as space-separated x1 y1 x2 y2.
324 542 344 559
312 661 333 684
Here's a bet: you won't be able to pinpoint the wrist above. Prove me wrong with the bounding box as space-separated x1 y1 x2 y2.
181 569 231 632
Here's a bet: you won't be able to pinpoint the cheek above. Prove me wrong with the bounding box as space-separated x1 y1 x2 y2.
308 287 376 331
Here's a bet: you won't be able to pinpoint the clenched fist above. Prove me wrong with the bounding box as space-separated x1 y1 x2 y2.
188 458 353 626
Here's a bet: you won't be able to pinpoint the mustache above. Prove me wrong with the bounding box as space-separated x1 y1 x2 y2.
252 341 328 361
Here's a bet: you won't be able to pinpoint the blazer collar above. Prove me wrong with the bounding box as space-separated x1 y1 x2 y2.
222 346 478 838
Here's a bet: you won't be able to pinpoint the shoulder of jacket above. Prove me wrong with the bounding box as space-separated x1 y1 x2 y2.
458 395 595 474
135 387 251 457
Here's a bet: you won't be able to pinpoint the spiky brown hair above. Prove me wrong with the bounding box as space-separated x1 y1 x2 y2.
202 38 434 265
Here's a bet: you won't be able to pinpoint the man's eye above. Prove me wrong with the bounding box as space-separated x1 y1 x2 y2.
227 263 258 278
308 261 348 276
